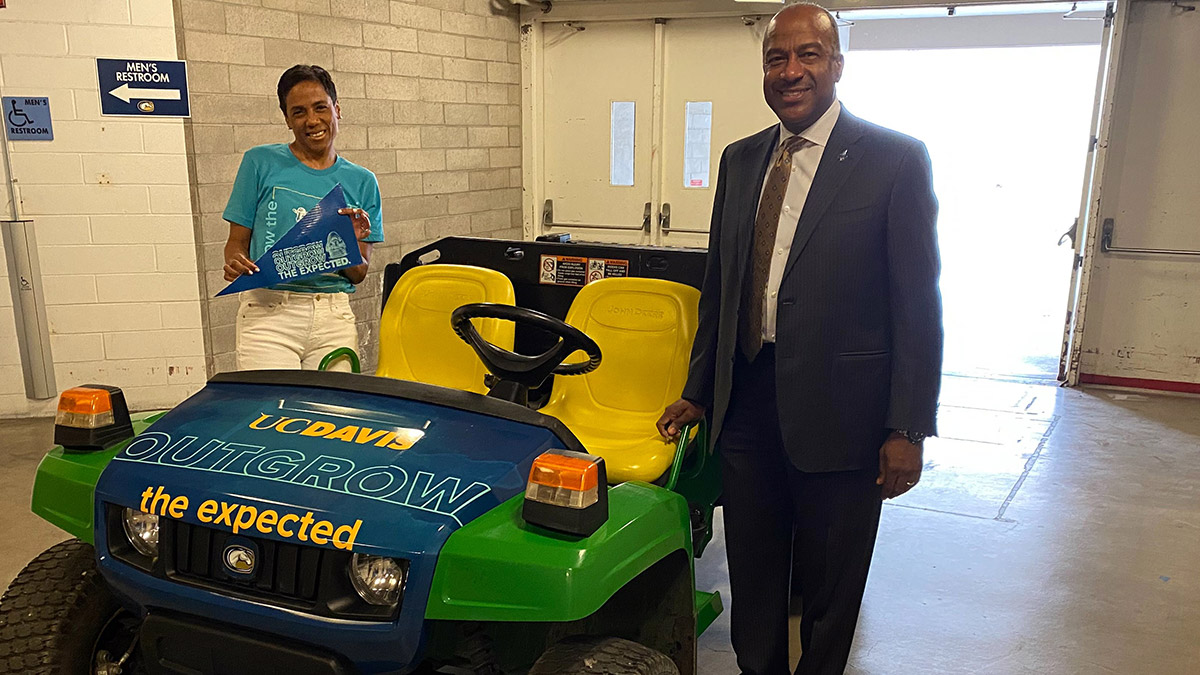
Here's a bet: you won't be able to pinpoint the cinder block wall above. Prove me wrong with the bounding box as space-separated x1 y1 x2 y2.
0 0 207 416
175 0 523 374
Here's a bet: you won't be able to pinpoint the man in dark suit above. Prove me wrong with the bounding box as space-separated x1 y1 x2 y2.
656 3 942 673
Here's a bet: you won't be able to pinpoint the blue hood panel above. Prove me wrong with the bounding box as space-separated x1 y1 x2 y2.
94 374 577 672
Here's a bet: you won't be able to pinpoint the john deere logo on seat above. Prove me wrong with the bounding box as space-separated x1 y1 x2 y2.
223 541 257 577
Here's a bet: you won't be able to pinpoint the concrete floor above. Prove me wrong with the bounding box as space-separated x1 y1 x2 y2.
3 375 1200 673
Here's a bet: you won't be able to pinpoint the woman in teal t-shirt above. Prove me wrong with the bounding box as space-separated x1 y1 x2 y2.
221 65 384 370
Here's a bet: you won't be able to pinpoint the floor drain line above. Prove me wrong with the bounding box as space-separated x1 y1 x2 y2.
995 415 1060 521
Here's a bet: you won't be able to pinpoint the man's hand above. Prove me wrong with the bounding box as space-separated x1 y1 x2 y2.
657 398 706 440
223 252 258 281
339 207 371 241
877 432 923 499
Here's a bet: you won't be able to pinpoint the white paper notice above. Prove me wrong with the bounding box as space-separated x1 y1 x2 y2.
684 101 712 189
610 101 635 187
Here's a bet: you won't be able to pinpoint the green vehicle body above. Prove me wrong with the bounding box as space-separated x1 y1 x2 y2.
28 409 722 670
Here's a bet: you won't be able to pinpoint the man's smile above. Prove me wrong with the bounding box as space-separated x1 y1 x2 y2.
777 85 813 103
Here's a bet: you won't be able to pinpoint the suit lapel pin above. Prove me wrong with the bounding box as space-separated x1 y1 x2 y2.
838 149 848 162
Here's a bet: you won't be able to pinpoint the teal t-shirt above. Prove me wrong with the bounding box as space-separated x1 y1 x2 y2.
222 144 384 294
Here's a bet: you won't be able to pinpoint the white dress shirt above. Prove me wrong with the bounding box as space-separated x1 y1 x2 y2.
759 99 842 343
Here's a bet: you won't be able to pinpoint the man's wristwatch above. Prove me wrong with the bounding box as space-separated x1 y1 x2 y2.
892 429 926 445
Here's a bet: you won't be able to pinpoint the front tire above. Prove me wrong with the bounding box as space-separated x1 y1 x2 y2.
528 636 679 675
0 539 141 674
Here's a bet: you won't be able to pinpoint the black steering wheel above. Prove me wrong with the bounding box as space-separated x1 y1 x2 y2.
451 303 602 403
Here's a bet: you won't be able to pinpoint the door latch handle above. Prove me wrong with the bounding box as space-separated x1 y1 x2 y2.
642 202 652 233
659 203 671 231
1058 217 1078 247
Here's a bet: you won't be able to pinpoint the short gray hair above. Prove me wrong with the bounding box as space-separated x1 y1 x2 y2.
763 2 842 56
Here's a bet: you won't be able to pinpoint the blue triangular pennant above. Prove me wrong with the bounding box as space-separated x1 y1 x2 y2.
216 184 364 297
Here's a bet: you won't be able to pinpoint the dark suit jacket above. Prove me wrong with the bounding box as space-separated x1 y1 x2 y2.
681 108 943 473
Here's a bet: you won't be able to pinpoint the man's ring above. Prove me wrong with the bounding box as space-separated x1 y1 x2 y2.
905 481 916 486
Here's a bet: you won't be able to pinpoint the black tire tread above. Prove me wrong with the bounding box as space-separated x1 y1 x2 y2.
0 539 115 675
529 636 679 675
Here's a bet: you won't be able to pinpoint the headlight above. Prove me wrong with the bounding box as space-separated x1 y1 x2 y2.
122 507 159 558
349 553 407 606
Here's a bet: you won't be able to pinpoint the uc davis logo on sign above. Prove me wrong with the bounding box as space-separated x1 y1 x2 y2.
326 232 348 260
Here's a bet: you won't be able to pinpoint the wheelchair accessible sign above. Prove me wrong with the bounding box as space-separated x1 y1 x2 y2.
97 58 190 117
3 97 53 141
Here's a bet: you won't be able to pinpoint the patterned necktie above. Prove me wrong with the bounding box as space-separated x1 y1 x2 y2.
739 134 808 362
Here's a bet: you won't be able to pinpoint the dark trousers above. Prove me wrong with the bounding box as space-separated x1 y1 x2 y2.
720 346 883 675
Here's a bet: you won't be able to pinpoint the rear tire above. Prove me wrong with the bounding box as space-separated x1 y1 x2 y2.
528 636 679 675
0 539 142 675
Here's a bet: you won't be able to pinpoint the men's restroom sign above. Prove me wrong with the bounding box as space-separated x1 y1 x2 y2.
96 58 190 117
3 97 53 141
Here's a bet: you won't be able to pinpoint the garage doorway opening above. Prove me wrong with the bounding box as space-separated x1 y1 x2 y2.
530 2 1107 381
833 6 1106 381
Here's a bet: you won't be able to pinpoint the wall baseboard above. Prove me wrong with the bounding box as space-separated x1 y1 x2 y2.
1079 373 1200 395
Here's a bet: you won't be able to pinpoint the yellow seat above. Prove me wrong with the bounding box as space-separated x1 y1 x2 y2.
376 264 515 394
538 278 700 483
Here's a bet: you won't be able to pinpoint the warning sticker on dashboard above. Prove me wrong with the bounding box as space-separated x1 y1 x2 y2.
540 255 629 286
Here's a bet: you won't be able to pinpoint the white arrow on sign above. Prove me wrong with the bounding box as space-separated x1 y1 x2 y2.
107 84 181 104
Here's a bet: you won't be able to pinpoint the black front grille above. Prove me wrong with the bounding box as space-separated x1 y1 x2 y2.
165 519 325 607
105 504 403 621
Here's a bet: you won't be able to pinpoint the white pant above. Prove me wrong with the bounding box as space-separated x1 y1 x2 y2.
235 289 358 371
